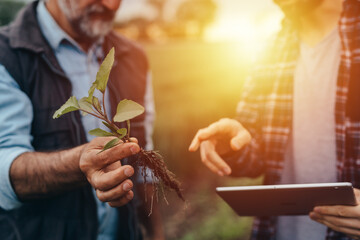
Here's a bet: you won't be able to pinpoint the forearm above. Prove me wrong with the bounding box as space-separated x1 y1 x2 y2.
10 145 87 200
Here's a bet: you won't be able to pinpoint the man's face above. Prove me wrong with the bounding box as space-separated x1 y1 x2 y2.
273 0 324 19
57 0 121 40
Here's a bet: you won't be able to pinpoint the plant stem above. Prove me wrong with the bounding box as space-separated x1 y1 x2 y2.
127 120 131 138
79 109 105 120
102 91 108 122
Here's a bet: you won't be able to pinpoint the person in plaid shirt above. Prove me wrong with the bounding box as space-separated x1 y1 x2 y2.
190 0 360 239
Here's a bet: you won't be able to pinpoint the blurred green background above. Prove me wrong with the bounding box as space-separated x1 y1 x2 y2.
145 41 256 239
0 1 282 239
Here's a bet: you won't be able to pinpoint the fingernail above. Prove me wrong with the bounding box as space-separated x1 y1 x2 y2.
126 192 133 200
223 167 231 175
217 171 224 176
130 145 138 154
123 183 131 191
124 167 134 177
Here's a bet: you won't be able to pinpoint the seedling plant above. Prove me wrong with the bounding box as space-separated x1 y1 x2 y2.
53 48 184 214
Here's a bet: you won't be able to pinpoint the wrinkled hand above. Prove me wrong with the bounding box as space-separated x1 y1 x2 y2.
80 137 140 207
188 118 251 176
310 188 360 239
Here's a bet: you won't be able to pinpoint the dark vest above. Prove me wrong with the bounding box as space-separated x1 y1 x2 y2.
0 2 148 240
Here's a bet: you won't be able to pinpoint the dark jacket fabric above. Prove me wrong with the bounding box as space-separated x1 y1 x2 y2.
0 1 149 239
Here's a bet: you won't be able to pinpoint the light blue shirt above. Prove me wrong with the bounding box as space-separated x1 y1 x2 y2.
0 1 155 239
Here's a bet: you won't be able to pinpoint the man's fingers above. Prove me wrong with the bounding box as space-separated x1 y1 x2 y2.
310 212 360 237
129 137 138 143
314 205 360 218
200 143 222 175
200 141 231 176
96 179 133 202
230 130 251 151
108 191 134 207
310 212 360 230
91 166 134 191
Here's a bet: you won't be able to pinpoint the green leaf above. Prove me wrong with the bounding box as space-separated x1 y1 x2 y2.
93 97 102 112
53 96 80 119
113 99 145 123
88 128 114 137
99 138 121 153
116 128 127 138
95 47 115 93
86 84 96 103
85 48 114 101
79 97 94 116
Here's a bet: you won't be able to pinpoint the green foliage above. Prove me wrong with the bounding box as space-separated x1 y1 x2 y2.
94 47 115 93
92 97 102 112
79 97 93 116
0 1 25 26
113 99 145 122
53 48 144 152
116 128 128 138
53 96 80 119
99 138 121 153
88 128 114 137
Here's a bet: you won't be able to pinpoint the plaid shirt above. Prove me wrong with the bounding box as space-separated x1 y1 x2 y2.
231 0 360 239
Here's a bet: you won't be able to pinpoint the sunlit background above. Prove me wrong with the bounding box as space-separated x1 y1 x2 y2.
0 0 283 239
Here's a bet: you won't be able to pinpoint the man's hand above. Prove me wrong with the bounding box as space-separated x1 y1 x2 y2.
80 137 140 207
310 188 360 238
188 118 251 176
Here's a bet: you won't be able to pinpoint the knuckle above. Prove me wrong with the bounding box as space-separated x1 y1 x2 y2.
337 208 346 217
96 190 107 202
197 129 205 137
244 131 252 143
97 152 109 163
219 118 228 123
79 160 88 172
92 175 106 190
91 175 99 188
204 151 212 159
109 198 127 208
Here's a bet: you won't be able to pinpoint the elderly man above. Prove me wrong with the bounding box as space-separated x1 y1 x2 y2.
190 0 360 239
0 0 163 239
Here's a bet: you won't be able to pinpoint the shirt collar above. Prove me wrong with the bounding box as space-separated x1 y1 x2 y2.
36 1 102 54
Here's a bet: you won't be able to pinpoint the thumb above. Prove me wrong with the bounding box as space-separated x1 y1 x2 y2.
230 130 251 151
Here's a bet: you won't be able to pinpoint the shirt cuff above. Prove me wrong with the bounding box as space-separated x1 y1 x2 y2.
0 147 32 210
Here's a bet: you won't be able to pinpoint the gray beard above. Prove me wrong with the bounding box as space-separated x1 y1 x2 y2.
57 0 114 40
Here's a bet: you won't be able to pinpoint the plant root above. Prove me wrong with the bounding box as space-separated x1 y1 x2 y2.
132 149 185 202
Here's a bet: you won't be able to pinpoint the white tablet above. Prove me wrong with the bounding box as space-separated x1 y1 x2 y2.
216 182 356 216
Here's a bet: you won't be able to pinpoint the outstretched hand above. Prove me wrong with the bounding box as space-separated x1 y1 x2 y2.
310 188 360 239
188 118 251 176
80 137 140 207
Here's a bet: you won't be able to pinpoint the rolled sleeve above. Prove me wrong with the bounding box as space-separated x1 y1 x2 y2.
0 65 34 210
